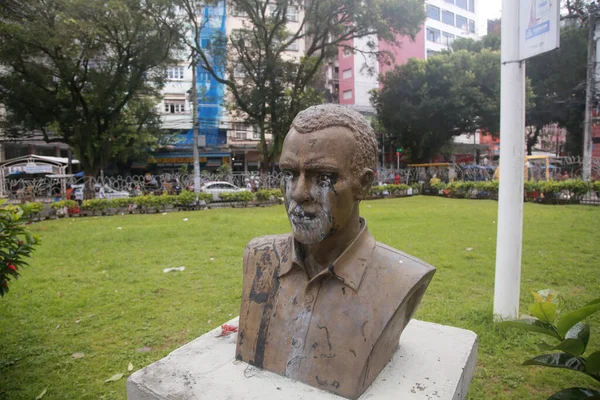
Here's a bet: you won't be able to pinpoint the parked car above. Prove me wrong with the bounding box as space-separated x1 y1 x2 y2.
198 181 248 200
72 184 130 199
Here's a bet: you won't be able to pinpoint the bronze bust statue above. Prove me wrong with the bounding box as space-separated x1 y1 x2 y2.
236 104 436 399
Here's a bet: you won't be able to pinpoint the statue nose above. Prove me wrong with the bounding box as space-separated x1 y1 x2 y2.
291 174 313 203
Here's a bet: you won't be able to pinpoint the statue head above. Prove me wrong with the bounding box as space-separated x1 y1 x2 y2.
279 104 378 244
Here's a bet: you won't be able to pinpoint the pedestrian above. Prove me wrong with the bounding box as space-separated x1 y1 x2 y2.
66 184 73 201
98 185 106 199
74 185 83 206
394 173 401 185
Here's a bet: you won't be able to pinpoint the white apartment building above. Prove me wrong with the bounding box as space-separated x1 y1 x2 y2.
425 0 479 56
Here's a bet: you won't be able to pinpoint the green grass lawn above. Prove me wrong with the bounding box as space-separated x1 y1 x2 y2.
0 196 599 399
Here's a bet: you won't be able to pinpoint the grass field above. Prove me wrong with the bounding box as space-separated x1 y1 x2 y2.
0 196 599 399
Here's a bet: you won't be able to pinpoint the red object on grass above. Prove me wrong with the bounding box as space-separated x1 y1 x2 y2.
216 324 238 337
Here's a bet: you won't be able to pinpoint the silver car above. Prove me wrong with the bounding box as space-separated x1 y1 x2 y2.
72 184 130 199
200 181 247 200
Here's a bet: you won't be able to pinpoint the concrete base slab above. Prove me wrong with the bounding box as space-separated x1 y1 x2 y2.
127 318 477 400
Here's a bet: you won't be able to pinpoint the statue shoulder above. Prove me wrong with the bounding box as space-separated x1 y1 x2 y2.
372 241 436 281
244 234 291 255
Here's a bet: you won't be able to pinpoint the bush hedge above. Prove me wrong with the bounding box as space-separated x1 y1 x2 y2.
427 179 598 202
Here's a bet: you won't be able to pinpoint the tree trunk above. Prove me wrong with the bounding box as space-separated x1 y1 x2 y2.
526 126 542 155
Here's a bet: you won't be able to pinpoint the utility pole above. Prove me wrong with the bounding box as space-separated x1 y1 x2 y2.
191 56 201 197
583 9 598 182
493 0 526 321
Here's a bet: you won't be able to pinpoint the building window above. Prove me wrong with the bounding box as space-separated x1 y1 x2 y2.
252 129 259 139
286 40 299 51
444 0 454 3
343 47 352 57
235 131 246 140
426 5 440 20
456 15 468 30
442 10 454 25
427 50 438 58
343 90 352 100
198 71 210 81
166 66 185 80
469 19 476 33
426 28 441 43
286 6 298 22
442 32 455 46
468 0 475 12
456 0 468 10
342 69 352 79
164 101 186 114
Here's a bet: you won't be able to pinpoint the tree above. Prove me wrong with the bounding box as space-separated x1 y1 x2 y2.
0 0 178 195
372 49 501 163
526 25 588 155
164 0 426 171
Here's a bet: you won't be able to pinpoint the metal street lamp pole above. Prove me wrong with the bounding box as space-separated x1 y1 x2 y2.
191 56 201 197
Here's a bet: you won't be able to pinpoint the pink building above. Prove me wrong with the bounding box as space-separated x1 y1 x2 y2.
324 0 481 116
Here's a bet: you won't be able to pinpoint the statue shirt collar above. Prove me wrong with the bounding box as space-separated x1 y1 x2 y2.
278 217 376 292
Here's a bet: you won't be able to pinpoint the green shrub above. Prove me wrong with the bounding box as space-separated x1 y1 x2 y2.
19 202 45 219
156 193 175 209
411 183 421 191
431 182 446 191
541 180 562 194
50 200 77 210
593 181 600 192
173 191 212 208
501 290 600 399
368 185 385 197
0 201 40 296
386 184 410 195
255 189 272 201
81 199 109 212
563 179 591 196
174 190 195 207
524 181 541 194
256 189 283 201
235 191 254 202
108 198 134 208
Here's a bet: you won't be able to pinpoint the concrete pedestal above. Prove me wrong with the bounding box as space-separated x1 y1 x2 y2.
127 318 477 400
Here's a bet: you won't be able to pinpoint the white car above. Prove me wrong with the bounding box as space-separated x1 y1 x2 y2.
72 184 130 199
200 181 248 200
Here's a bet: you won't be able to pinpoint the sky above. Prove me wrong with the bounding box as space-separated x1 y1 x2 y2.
477 0 502 35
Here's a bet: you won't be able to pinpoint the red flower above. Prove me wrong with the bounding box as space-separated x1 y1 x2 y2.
7 264 17 272
216 324 238 337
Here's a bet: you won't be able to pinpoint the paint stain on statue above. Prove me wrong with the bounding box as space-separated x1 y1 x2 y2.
284 175 336 245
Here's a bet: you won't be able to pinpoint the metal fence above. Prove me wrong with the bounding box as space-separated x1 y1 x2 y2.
1 157 598 204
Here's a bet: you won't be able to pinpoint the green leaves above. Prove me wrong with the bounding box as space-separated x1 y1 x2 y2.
554 323 591 356
547 387 600 400
557 302 600 337
529 301 557 324
500 318 561 340
586 352 600 376
501 292 600 397
523 353 586 373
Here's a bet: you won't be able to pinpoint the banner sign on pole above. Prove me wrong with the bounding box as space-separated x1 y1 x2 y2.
519 0 561 60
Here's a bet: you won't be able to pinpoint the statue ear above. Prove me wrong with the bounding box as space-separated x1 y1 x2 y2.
358 168 374 199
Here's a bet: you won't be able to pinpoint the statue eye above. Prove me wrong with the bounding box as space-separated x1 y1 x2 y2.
317 173 333 187
282 170 296 180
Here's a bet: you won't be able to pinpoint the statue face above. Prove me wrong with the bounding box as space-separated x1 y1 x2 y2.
279 127 358 244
